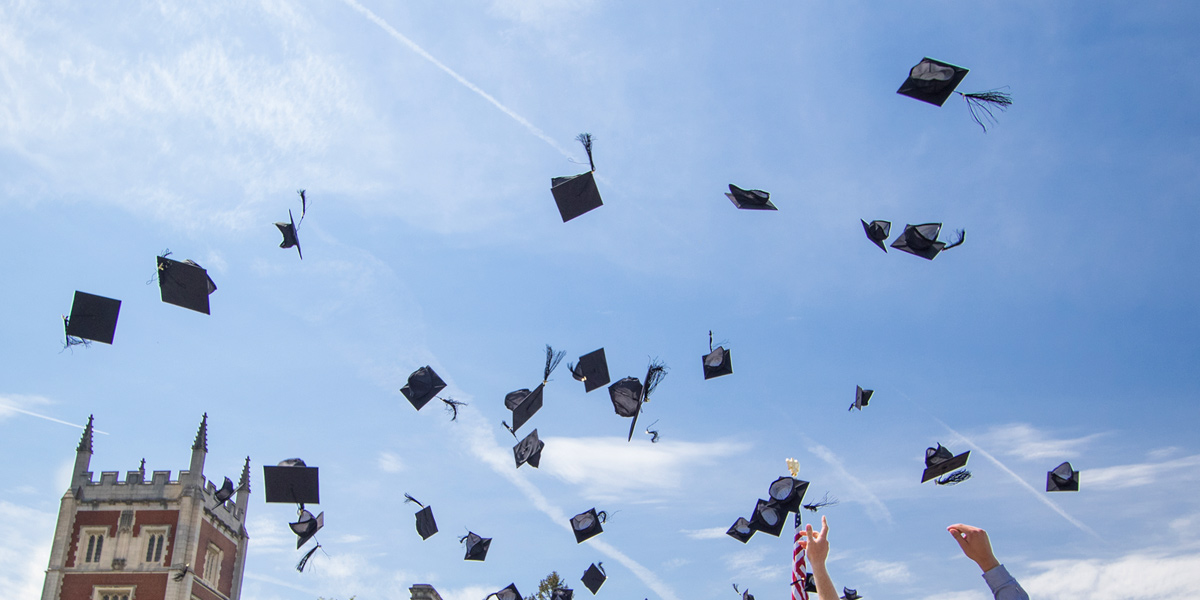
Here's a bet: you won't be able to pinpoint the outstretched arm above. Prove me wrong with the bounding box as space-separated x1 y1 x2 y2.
803 516 840 600
947 524 1029 600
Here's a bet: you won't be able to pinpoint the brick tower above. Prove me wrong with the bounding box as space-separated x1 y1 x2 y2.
40 415 251 600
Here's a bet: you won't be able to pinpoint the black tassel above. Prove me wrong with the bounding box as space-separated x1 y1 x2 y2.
959 89 1012 132
709 330 714 353
576 133 595 171
803 492 840 512
596 562 605 575
945 229 965 250
61 316 90 350
597 510 608 523
297 189 308 223
457 533 470 543
643 360 668 400
296 544 320 572
440 397 467 421
644 419 660 443
404 493 424 508
544 345 566 382
936 469 972 486
146 249 172 285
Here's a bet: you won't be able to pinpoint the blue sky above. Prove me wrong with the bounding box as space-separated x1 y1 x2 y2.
2 1 1199 599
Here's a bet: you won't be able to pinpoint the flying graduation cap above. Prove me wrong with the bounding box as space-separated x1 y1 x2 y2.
849 386 873 411
263 458 320 504
570 508 606 543
290 509 324 549
489 583 522 600
609 360 667 441
400 366 466 420
404 494 439 539
570 348 611 393
702 331 733 380
155 253 217 315
732 584 755 600
861 220 891 253
1047 462 1080 492
841 587 862 600
726 184 777 210
581 562 606 595
214 477 236 504
552 587 575 600
897 57 1013 131
890 223 964 260
768 476 810 513
63 291 121 346
460 531 492 561
274 189 309 259
505 346 566 432
551 134 604 222
921 444 971 484
726 517 754 543
749 498 787 537
513 428 545 469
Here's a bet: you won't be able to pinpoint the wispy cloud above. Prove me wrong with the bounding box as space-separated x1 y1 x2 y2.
1085 454 1200 489
0 501 55 600
377 451 406 474
973 423 1105 462
540 436 749 503
855 559 912 584
681 527 729 540
803 438 893 525
725 546 785 582
1022 551 1200 599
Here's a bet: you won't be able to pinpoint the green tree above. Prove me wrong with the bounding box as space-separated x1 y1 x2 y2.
528 571 565 600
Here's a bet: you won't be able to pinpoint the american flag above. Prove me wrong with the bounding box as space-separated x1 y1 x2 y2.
791 513 809 600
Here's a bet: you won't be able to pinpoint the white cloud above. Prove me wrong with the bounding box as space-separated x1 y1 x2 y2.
681 527 729 540
377 451 406 474
724 546 785 582
1022 551 1200 598
920 592 990 600
804 438 893 525
974 423 1105 462
540 436 749 503
0 501 55 600
488 0 597 25
436 584 500 600
854 559 912 584
1085 454 1200 489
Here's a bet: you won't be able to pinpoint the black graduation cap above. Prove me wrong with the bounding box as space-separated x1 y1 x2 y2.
841 587 862 600
491 583 522 600
156 255 217 315
514 429 545 469
803 492 840 512
400 366 447 411
1047 461 1080 492
290 509 324 549
897 58 1013 131
861 220 891 253
849 386 873 411
404 494 438 539
749 499 786 537
921 444 970 483
571 508 605 543
608 360 668 441
804 574 817 593
64 291 121 345
214 477 235 504
890 223 964 260
732 584 754 600
275 209 302 260
552 588 575 600
263 459 320 504
726 517 755 543
581 563 606 595
726 184 777 210
551 134 603 223
461 531 492 561
768 476 809 513
570 348 611 393
702 331 733 380
507 346 566 432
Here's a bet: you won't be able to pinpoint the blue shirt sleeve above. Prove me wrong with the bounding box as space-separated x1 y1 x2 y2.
982 565 1030 600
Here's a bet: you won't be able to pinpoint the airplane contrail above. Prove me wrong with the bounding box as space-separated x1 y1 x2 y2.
0 400 109 434
803 436 893 525
337 0 577 161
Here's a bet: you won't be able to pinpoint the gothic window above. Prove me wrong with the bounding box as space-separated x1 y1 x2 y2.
142 527 168 564
92 586 134 600
80 527 107 565
202 544 222 585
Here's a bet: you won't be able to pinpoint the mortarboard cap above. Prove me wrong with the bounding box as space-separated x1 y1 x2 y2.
290 509 324 549
861 220 891 253
275 209 303 259
608 378 642 418
768 476 809 513
156 255 217 314
64 291 121 345
514 429 545 469
570 348 611 393
263 459 320 504
401 366 447 411
748 499 786 537
890 223 964 260
841 587 862 600
415 505 438 539
897 58 969 107
491 583 522 600
551 134 603 222
726 184 777 210
509 385 544 432
805 574 817 594
1046 462 1080 492
726 517 755 543
214 476 235 504
921 444 970 483
461 531 491 561
581 563 606 594
552 588 575 600
571 508 605 543
850 386 873 411
702 347 733 380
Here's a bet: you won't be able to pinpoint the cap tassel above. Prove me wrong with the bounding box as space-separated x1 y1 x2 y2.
544 345 566 383
802 492 840 512
61 316 90 351
944 229 965 250
643 360 668 401
146 249 172 285
959 89 1012 132
440 397 467 421
296 544 321 572
297 189 309 224
403 493 425 508
576 133 595 172
501 421 518 439
644 419 660 443
936 469 972 486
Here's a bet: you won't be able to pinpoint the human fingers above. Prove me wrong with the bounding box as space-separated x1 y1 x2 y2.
947 527 970 550
805 523 815 541
820 515 829 539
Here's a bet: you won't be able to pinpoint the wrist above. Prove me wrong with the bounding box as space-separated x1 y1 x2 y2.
976 558 1000 573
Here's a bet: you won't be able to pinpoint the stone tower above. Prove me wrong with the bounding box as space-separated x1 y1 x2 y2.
40 415 251 600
